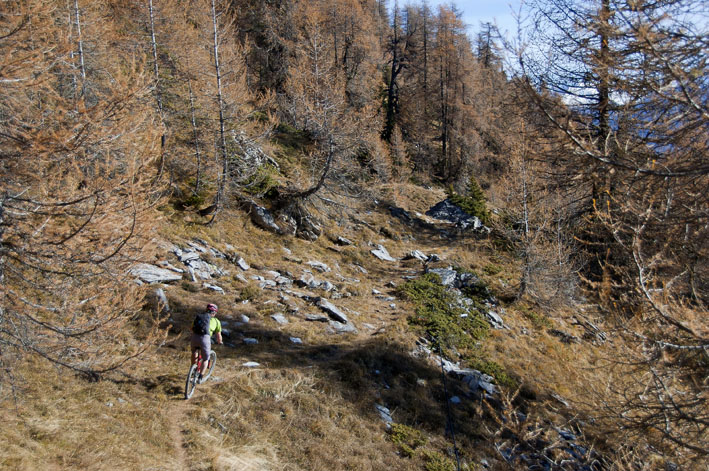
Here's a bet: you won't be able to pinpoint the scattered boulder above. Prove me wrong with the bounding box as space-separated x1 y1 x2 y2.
485 310 507 329
425 267 457 286
248 202 282 234
297 273 335 292
271 313 289 325
297 216 322 241
316 298 348 323
203 283 224 294
450 368 498 396
146 287 170 314
375 404 394 429
235 257 250 271
371 244 397 262
426 199 489 232
335 236 353 246
404 250 428 262
157 260 184 273
328 321 357 334
129 264 182 284
307 261 331 272
175 248 200 263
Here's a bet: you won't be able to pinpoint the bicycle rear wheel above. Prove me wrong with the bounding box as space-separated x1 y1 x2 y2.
184 364 199 400
202 351 217 381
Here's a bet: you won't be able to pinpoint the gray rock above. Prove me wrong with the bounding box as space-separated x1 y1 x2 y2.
319 280 336 292
296 216 322 241
284 289 315 299
316 298 348 323
375 404 393 428
289 337 303 345
249 203 281 234
328 321 358 334
157 260 184 273
271 313 289 325
404 250 428 262
297 273 320 290
485 310 506 329
240 314 250 323
307 261 330 272
451 368 498 395
275 276 292 286
243 338 259 345
426 199 490 232
426 267 457 286
208 247 227 259
371 244 397 262
128 264 182 284
242 361 260 368
176 249 200 263
336 236 353 246
186 241 208 253
203 283 224 294
235 257 250 271
148 287 170 314
305 314 329 322
278 213 298 236
186 258 225 279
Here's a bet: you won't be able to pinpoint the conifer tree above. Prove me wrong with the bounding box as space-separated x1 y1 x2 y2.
1 0 165 378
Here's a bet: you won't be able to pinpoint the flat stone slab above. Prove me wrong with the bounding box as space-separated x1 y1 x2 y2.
129 264 182 284
371 244 397 262
316 298 348 323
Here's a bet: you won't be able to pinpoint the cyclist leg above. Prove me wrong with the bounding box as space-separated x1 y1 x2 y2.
190 334 202 365
197 335 211 375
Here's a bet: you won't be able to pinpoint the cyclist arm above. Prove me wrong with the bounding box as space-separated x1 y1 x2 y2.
211 318 223 344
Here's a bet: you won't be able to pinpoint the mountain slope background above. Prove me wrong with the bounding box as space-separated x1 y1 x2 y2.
1 0 706 470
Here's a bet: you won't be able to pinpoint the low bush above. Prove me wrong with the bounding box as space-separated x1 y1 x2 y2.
398 273 489 355
389 423 426 458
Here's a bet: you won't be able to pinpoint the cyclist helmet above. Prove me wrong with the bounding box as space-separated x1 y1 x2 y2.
207 303 218 312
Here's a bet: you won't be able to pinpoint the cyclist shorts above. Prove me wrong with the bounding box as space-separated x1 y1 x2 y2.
190 333 211 359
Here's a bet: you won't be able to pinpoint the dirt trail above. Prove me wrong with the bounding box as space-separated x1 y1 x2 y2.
166 398 190 471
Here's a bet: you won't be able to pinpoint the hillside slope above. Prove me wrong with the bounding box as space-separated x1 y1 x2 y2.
3 185 628 471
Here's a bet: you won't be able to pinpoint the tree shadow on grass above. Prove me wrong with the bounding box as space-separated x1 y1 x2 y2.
212 324 491 447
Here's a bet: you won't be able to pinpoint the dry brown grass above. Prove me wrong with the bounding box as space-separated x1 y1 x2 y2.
3 184 689 470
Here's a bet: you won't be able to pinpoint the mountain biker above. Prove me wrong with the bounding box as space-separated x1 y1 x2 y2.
191 303 223 383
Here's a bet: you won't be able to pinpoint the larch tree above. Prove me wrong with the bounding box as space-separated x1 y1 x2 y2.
519 0 708 463
1 0 165 379
276 0 378 208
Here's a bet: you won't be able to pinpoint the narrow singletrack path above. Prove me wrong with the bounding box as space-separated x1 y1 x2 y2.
166 398 190 471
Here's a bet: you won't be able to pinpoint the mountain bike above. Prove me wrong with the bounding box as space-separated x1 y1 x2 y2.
184 348 217 400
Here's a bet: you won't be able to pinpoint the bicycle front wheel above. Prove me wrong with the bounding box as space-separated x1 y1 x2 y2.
184 364 199 400
202 351 217 381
